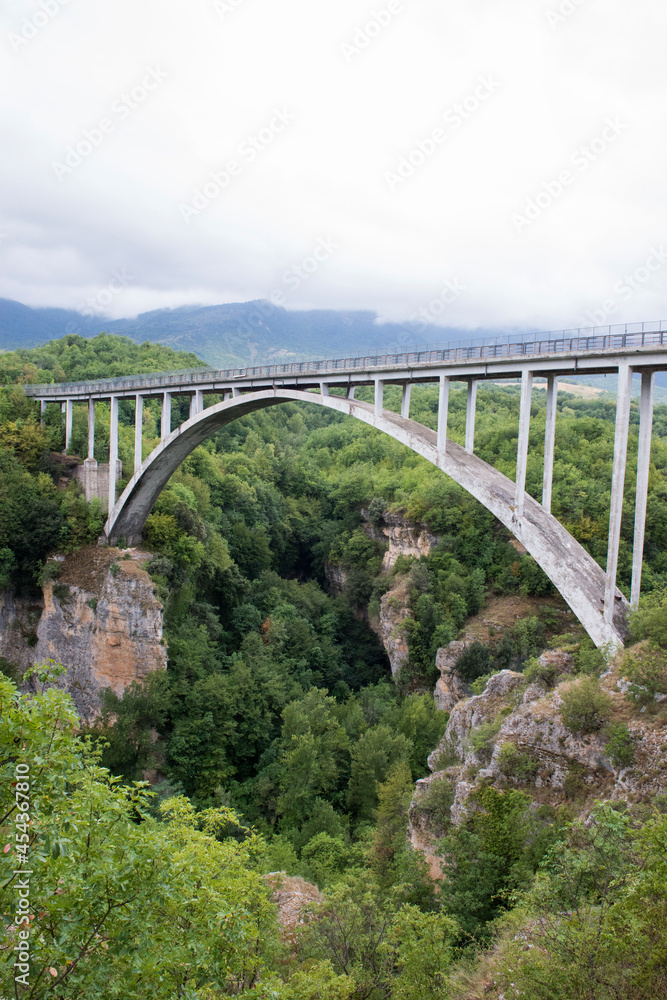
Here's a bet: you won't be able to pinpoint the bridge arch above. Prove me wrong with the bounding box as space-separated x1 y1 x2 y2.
106 388 628 649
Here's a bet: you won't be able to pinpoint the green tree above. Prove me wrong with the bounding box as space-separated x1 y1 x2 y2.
0 671 278 999
348 725 413 822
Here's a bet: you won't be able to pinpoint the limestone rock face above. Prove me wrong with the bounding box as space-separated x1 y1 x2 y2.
379 511 438 571
423 659 667 830
535 647 575 680
264 874 321 950
408 774 446 880
375 577 411 677
0 546 166 721
433 639 474 712
324 562 348 596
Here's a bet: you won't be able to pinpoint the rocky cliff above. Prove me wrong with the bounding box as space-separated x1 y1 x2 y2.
364 509 439 676
409 649 667 872
433 638 473 711
374 577 412 677
378 511 438 571
0 546 166 721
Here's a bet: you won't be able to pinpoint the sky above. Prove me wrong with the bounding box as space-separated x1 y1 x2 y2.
1 0 667 335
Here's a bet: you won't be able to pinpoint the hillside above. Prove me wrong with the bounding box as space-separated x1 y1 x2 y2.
0 296 494 367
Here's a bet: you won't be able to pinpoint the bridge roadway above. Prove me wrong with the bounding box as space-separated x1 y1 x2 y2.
22 323 667 401
21 322 667 649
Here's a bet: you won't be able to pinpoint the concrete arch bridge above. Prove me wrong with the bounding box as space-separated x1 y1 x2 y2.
24 322 667 650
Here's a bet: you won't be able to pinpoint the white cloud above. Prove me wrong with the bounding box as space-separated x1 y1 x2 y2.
1 0 667 331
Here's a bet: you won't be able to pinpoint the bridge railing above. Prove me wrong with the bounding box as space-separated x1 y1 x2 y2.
22 321 667 396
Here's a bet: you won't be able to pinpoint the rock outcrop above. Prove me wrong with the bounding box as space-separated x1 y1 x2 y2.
379 511 438 571
0 546 166 721
433 638 474 711
409 651 667 861
375 577 411 677
264 874 321 951
324 562 348 597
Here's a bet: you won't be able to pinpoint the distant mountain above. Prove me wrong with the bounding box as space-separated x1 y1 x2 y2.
0 299 104 351
0 297 496 368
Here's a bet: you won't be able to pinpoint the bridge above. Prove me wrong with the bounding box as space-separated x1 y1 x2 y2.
23 321 667 650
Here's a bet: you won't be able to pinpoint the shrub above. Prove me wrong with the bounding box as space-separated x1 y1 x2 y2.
574 637 606 677
523 655 558 688
604 722 635 768
144 555 174 581
301 832 348 887
628 587 667 647
109 562 120 577
622 645 667 701
563 761 588 799
429 738 459 770
415 776 454 836
470 672 494 695
408 560 430 595
468 718 502 763
144 512 180 548
38 558 62 586
52 583 71 603
498 742 539 781
367 496 387 525
456 642 492 683
560 677 612 734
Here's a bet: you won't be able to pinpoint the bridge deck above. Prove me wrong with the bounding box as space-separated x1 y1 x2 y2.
21 324 667 400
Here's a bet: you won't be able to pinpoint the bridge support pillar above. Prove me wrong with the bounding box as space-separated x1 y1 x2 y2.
604 362 633 623
161 392 171 439
515 370 533 518
87 398 95 460
40 400 46 425
374 380 384 418
189 389 204 418
401 384 411 419
437 375 450 453
109 396 119 515
65 399 73 452
465 380 477 453
319 382 329 397
347 386 355 400
631 371 655 605
542 376 558 513
134 394 144 474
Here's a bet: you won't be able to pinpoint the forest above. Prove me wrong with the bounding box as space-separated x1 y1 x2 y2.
1 332 667 999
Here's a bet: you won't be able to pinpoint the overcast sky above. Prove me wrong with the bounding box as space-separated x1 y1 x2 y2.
1 0 666 334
